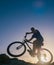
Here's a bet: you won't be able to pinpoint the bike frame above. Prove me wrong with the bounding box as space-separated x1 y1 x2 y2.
22 38 43 53
7 36 53 63
22 38 32 51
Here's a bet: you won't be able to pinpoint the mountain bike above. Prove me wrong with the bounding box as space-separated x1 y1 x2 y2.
7 35 53 63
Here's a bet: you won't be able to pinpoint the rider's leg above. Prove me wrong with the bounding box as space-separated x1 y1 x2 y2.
33 40 37 54
37 47 41 62
33 44 36 54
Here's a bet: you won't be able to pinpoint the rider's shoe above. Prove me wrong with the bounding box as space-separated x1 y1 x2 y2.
32 52 36 57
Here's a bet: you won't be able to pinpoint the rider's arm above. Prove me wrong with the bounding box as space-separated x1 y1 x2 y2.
25 32 32 37
25 32 33 41
26 32 32 34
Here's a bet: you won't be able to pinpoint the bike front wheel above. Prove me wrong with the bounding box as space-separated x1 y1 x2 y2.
7 41 26 57
37 48 53 63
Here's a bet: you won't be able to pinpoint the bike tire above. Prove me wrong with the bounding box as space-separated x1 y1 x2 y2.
37 48 53 63
7 41 26 57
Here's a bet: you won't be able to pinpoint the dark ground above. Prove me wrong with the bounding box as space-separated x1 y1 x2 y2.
0 54 54 65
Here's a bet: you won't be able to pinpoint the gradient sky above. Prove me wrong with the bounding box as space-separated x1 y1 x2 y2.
0 0 54 63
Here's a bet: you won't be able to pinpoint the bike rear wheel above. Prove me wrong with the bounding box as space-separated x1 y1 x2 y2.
37 48 53 63
7 41 26 57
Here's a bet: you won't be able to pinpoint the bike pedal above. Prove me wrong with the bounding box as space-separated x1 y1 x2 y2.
27 49 36 57
27 50 30 52
27 49 33 52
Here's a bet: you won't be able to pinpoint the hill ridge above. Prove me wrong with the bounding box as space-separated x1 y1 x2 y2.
0 54 54 65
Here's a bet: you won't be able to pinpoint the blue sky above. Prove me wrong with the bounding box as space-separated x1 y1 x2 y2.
0 0 54 63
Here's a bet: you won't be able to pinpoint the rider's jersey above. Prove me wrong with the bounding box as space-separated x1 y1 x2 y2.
32 30 44 42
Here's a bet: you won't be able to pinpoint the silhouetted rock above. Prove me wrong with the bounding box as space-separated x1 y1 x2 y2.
0 54 34 65
0 54 54 65
0 54 10 64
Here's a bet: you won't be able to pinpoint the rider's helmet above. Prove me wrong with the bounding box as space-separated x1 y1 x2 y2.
31 27 35 32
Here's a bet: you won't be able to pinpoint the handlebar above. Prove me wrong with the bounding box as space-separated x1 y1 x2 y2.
24 35 33 44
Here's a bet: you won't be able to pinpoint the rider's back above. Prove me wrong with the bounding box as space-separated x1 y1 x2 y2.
32 30 44 42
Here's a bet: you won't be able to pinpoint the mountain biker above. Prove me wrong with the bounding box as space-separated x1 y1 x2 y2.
25 27 44 56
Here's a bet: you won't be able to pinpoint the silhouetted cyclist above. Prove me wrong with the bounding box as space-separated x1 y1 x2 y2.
25 27 44 56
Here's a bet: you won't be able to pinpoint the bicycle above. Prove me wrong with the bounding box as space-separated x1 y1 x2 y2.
7 35 53 63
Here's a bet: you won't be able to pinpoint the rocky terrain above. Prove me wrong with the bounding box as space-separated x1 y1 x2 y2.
0 54 54 65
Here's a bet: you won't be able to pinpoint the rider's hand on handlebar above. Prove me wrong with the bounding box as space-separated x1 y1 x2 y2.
24 33 27 38
26 32 28 35
24 35 26 38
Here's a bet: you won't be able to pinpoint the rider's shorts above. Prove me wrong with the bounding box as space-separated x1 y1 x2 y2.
33 40 43 48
